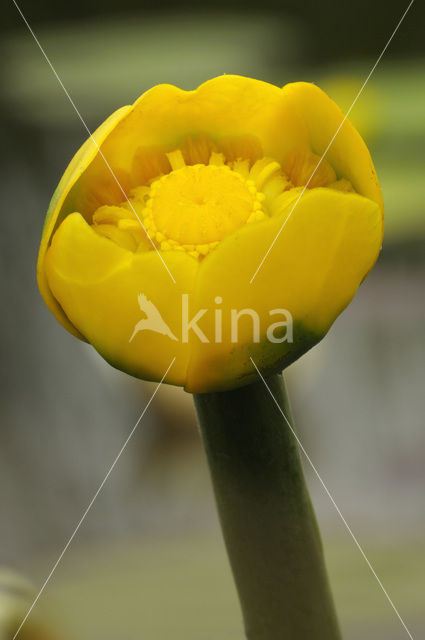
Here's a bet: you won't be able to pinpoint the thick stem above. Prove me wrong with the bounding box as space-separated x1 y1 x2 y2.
194 374 342 640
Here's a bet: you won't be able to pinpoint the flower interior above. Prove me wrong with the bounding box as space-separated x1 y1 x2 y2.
90 138 355 259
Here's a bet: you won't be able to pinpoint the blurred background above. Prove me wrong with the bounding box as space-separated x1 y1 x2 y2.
1 0 424 638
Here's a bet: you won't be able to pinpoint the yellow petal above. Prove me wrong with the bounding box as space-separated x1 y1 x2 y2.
283 82 384 212
37 105 131 338
45 213 198 386
185 188 382 392
111 75 306 162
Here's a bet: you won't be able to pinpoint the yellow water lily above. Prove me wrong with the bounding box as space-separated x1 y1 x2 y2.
37 75 383 393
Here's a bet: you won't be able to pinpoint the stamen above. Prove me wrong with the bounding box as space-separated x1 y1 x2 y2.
166 149 186 171
283 148 337 188
117 219 141 231
328 178 355 192
93 224 138 251
231 159 250 179
250 159 282 190
92 205 132 225
209 152 225 166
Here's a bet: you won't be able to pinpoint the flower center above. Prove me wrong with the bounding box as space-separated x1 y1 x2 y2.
142 160 265 257
90 144 355 258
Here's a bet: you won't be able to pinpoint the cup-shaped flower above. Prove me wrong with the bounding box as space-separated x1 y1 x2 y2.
38 75 383 392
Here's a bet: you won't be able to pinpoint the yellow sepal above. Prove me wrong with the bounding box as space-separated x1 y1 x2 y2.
186 188 382 392
45 213 198 386
37 106 131 338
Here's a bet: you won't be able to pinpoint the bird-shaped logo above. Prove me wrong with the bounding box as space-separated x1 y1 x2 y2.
129 294 178 343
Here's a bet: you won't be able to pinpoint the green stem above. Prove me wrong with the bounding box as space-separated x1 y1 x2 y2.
194 373 342 640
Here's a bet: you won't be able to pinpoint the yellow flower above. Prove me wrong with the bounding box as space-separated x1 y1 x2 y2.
37 75 383 393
